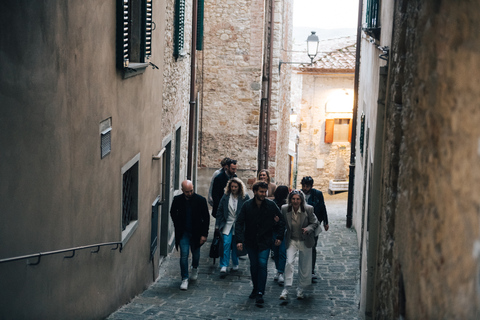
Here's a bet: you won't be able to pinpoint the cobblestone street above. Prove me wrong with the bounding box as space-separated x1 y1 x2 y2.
107 192 361 320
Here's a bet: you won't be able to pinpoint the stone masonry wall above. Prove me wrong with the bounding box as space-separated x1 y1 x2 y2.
199 0 293 188
272 0 293 186
200 0 265 172
162 0 192 189
376 1 480 318
297 74 354 192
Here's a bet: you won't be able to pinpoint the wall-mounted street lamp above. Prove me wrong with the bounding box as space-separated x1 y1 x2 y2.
279 31 320 72
290 109 298 124
290 108 301 131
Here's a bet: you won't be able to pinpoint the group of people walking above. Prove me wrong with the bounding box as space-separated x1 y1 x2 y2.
169 157 328 306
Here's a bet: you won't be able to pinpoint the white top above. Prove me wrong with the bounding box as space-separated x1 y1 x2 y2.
223 195 238 235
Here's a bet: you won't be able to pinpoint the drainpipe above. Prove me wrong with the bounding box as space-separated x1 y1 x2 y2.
258 0 275 171
346 0 363 228
187 0 198 180
264 0 274 170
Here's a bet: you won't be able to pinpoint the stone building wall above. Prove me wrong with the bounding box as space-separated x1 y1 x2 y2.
162 0 193 191
362 1 480 318
296 74 354 192
197 0 293 193
272 0 293 186
200 0 265 172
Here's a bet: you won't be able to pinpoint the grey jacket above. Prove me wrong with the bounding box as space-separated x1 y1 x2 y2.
281 204 318 249
216 193 250 232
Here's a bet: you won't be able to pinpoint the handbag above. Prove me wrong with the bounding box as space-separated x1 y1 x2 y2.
314 223 323 237
209 229 222 264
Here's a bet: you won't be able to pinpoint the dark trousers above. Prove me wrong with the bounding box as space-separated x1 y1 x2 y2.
311 236 318 272
246 246 270 295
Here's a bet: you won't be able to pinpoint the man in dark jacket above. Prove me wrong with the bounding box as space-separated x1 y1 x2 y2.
211 159 237 218
301 176 329 280
170 180 210 291
235 181 285 305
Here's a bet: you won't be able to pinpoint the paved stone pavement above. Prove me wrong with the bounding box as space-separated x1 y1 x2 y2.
107 192 361 320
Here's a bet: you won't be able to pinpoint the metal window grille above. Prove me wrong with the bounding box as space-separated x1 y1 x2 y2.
101 128 112 158
174 0 185 58
122 163 138 230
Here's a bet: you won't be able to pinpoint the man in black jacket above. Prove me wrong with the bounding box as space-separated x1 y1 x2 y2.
170 180 210 291
301 176 329 281
235 181 285 305
211 159 237 218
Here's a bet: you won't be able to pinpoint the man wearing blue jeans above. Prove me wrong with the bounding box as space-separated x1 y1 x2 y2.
170 180 210 290
235 181 285 305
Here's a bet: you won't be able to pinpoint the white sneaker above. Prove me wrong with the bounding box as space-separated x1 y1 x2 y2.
231 265 239 271
180 279 188 290
220 266 227 278
279 288 288 300
296 287 304 299
278 273 285 284
274 272 279 281
190 267 198 281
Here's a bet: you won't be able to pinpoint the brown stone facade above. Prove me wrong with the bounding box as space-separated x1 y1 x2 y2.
295 73 354 192
353 1 480 318
197 0 293 193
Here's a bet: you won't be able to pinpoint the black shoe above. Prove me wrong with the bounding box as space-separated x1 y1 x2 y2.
255 294 264 304
249 289 257 299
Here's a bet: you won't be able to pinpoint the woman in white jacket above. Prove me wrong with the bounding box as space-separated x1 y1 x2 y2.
215 177 250 278
279 190 318 300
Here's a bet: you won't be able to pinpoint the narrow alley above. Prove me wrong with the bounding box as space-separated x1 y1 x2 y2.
107 193 360 320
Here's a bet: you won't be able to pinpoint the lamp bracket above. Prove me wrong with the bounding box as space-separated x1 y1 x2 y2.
279 60 313 73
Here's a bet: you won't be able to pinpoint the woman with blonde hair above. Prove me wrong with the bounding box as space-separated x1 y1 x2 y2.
256 169 276 199
216 177 250 277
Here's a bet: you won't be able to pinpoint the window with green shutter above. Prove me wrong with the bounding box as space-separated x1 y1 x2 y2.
174 0 186 59
364 0 380 39
196 0 204 51
117 0 154 77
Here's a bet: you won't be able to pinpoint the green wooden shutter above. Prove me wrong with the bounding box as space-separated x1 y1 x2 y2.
196 0 204 51
142 0 153 62
117 0 130 68
366 0 379 29
174 0 185 58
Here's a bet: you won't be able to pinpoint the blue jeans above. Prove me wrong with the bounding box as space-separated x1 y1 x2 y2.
272 232 286 273
179 232 200 280
246 246 270 295
220 229 238 268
